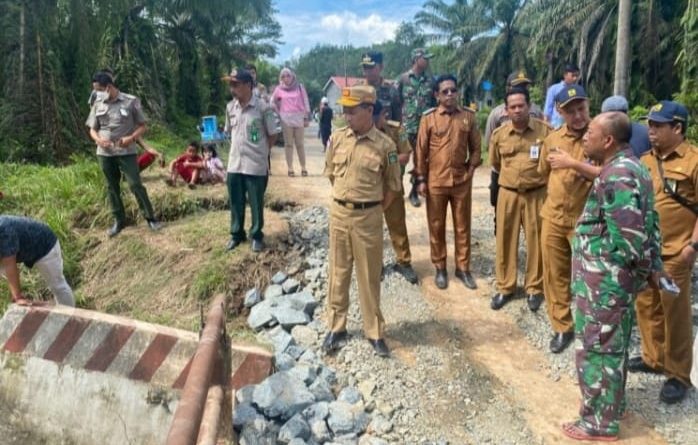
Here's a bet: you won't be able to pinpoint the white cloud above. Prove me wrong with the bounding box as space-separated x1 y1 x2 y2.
275 11 401 62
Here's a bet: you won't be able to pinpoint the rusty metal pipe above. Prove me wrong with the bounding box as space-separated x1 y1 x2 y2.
166 294 226 445
196 384 224 445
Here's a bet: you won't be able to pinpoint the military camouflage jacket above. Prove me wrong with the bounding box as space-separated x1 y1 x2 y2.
572 149 662 296
397 69 434 135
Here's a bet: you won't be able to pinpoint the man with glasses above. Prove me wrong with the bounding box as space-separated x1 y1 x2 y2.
414 74 481 290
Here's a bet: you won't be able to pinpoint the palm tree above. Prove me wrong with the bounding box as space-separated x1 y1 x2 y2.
614 0 631 96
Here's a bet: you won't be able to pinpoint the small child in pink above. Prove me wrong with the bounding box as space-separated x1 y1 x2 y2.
201 144 225 184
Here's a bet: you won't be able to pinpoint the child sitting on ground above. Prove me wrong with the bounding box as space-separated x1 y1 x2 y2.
166 141 203 189
201 144 226 184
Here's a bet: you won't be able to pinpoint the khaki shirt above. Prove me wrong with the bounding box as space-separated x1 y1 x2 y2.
490 118 550 191
641 141 698 257
324 125 402 202
484 102 544 145
85 92 146 157
382 120 411 176
414 105 481 188
225 95 281 176
538 124 594 226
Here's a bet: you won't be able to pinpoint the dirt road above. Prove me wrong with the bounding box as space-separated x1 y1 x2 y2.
267 124 674 444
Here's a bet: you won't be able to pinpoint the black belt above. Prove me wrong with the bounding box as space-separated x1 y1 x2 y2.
500 184 545 193
334 199 381 210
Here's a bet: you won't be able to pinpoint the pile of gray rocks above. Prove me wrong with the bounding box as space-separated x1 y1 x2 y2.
236 207 388 444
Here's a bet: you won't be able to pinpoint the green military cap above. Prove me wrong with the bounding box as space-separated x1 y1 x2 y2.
411 48 433 60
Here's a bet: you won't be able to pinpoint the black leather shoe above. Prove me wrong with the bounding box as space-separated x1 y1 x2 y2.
251 239 266 252
107 221 124 238
409 189 421 208
627 356 661 374
322 331 348 354
147 219 162 231
434 269 448 289
490 293 512 310
394 263 419 284
368 338 390 358
549 331 574 354
226 239 243 251
455 269 477 289
527 293 544 312
660 378 689 404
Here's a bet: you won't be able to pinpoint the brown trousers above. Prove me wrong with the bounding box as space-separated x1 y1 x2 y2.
636 255 694 385
383 191 411 265
541 218 575 333
426 181 473 271
495 187 544 295
327 202 385 340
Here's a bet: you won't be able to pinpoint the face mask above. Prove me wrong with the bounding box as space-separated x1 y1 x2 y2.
95 90 110 102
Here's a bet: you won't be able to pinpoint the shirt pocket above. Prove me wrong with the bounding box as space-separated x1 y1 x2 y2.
332 150 349 178
358 152 382 185
95 106 109 127
662 168 694 202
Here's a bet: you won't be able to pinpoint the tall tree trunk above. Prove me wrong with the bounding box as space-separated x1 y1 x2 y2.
613 0 631 96
19 2 25 96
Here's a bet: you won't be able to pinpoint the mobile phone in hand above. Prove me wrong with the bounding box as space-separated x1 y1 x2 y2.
659 276 680 296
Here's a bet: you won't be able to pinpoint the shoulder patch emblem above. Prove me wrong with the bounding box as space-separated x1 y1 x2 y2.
388 151 398 164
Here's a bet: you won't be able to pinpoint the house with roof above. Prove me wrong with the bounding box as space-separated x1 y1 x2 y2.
322 76 363 113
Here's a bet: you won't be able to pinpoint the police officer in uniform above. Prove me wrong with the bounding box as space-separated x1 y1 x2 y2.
415 74 481 290
86 72 161 237
489 87 550 311
633 101 697 404
322 86 402 358
360 52 418 284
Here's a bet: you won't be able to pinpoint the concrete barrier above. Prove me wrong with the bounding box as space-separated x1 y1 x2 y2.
0 304 272 445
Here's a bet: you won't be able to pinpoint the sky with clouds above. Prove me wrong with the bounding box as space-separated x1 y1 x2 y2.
273 0 425 63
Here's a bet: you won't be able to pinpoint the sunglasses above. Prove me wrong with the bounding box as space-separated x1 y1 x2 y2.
440 88 458 95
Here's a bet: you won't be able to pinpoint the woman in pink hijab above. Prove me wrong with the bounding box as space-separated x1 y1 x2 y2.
271 67 311 176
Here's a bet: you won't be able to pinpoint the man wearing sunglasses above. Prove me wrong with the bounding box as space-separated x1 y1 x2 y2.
414 74 481 290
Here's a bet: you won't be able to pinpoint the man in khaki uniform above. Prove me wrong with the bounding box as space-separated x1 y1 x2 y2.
538 85 596 353
86 72 161 237
322 86 402 358
490 87 550 311
632 101 696 404
360 52 418 284
415 74 481 290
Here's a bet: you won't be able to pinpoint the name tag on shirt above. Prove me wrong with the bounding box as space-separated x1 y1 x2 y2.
120 108 129 117
530 144 540 159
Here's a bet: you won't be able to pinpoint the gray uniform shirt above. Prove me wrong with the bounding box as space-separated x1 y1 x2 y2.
225 95 281 176
85 92 146 157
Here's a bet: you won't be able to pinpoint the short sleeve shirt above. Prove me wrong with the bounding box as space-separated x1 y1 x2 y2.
0 216 57 268
225 95 281 176
539 124 594 226
489 118 550 190
641 141 698 257
85 92 146 157
324 126 402 202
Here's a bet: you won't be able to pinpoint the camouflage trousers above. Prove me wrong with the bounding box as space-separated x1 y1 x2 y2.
574 292 634 436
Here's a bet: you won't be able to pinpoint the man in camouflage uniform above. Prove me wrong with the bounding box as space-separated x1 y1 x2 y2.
359 51 401 121
397 48 435 207
372 100 419 284
563 112 663 442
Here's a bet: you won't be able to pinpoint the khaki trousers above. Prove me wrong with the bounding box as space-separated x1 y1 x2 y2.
383 188 411 265
282 124 306 172
495 187 545 295
541 218 575 333
426 181 473 271
327 202 385 339
636 255 694 385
